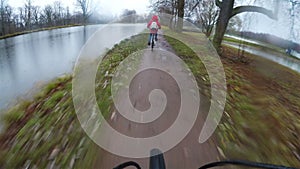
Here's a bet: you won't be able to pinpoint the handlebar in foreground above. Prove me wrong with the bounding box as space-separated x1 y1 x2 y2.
149 149 166 169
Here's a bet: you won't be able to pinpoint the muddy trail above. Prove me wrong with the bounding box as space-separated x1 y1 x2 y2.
95 33 219 169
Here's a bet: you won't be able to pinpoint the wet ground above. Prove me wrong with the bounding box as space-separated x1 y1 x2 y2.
96 34 219 169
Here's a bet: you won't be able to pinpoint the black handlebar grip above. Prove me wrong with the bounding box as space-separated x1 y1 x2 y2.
113 161 141 169
149 149 166 169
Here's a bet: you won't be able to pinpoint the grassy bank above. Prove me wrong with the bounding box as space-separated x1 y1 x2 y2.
164 29 300 167
223 36 284 52
223 36 300 61
0 33 147 168
0 24 82 40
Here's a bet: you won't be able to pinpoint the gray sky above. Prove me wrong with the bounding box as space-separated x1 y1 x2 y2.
8 0 150 15
239 0 300 42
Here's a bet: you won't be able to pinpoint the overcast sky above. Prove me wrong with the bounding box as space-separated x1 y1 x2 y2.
240 0 300 42
8 0 150 15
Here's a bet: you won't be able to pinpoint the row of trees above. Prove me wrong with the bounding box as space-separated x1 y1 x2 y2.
119 9 149 23
150 0 288 54
0 0 93 36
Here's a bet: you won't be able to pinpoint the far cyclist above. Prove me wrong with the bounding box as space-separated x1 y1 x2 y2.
147 15 161 46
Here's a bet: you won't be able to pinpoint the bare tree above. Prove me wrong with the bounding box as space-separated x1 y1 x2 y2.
32 6 40 27
152 0 213 31
212 0 279 53
0 0 7 35
195 0 219 37
43 5 54 27
227 16 242 34
185 0 201 17
5 5 13 33
150 0 177 29
24 0 34 30
65 6 71 25
0 4 13 34
120 9 137 23
287 0 300 41
53 1 64 25
1 4 21 34
150 0 186 31
0 0 111 37
76 0 91 24
18 7 25 29
176 0 185 32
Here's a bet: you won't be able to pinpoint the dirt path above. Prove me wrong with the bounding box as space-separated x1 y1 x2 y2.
96 32 219 169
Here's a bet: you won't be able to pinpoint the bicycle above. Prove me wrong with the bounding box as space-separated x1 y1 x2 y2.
113 148 298 169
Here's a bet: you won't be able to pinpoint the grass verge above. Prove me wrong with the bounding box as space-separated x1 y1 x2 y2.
164 28 300 167
0 33 147 168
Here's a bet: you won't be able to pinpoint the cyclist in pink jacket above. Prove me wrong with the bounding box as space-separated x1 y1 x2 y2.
147 15 161 46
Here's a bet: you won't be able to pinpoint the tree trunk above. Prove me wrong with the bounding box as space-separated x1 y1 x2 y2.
1 13 5 36
212 0 234 53
1 1 5 36
169 1 175 29
169 15 173 29
176 0 185 32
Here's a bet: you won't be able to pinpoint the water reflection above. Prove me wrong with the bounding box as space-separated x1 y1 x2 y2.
226 43 300 73
0 24 145 110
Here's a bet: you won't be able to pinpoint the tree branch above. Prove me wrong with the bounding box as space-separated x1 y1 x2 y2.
215 0 221 8
186 0 201 17
231 5 277 20
190 0 201 12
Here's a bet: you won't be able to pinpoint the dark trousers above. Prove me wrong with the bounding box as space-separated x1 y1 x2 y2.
148 33 158 43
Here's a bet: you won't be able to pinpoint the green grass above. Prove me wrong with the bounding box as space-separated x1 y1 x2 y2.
163 29 216 97
95 34 148 118
1 102 29 125
164 28 300 167
0 33 148 168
